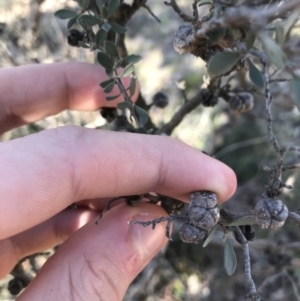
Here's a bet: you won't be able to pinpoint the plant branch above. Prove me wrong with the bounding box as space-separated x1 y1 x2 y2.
288 212 300 227
194 0 300 38
164 0 194 23
157 90 203 135
235 227 261 301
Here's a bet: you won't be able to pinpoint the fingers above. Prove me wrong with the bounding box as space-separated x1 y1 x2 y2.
0 63 138 133
0 127 236 239
0 209 98 279
16 203 168 301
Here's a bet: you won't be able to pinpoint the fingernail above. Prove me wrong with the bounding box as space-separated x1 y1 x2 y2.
129 212 167 258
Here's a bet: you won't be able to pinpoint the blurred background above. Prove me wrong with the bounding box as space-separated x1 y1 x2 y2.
1 0 300 300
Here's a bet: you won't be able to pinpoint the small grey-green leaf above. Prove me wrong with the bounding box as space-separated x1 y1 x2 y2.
291 78 300 111
96 29 108 47
124 54 142 64
77 0 88 9
104 41 119 57
103 82 115 93
203 224 218 248
97 52 114 69
206 28 226 44
67 15 78 29
227 216 257 227
54 9 78 20
108 22 127 34
77 15 100 26
260 35 286 69
135 127 148 134
102 22 112 32
121 64 134 77
106 94 120 101
95 0 105 10
102 6 108 19
117 102 131 111
244 31 256 49
129 77 136 97
224 238 237 276
198 0 213 7
108 0 120 18
283 8 300 36
275 25 285 45
249 60 265 89
78 41 90 48
134 105 149 127
100 78 114 88
101 22 111 32
105 68 113 78
208 52 241 77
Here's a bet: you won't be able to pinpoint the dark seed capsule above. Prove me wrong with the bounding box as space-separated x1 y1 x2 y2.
67 29 85 47
173 24 195 54
201 89 218 107
189 192 220 230
125 195 143 206
152 92 169 109
190 191 218 209
8 278 23 296
234 225 256 245
254 199 288 229
179 222 208 244
229 92 254 113
100 107 117 123
160 196 185 214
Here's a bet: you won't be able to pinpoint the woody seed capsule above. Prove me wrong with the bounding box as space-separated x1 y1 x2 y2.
179 222 208 244
189 191 220 230
254 199 288 229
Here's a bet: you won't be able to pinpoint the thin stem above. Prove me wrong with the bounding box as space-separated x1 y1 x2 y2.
288 212 300 227
235 227 261 301
157 90 203 135
142 4 161 23
114 76 140 125
164 0 194 23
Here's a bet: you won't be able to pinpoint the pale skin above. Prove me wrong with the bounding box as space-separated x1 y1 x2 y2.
0 62 237 301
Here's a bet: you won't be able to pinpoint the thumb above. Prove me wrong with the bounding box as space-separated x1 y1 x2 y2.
16 203 168 301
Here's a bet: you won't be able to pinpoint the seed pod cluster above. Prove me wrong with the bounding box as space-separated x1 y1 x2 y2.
229 92 254 113
179 191 220 244
254 199 288 229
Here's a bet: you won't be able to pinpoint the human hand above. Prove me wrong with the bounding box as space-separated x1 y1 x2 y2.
0 62 237 301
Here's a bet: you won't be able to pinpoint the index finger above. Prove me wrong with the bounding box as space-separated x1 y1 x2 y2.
0 62 138 133
0 127 237 239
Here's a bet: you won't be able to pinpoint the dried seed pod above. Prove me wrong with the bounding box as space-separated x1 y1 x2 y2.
234 225 256 245
173 24 223 61
160 196 185 214
201 89 218 107
179 222 208 244
8 278 23 296
125 195 143 206
254 199 288 229
67 29 85 47
173 24 195 54
152 92 169 108
189 191 220 230
100 107 117 123
228 92 254 113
